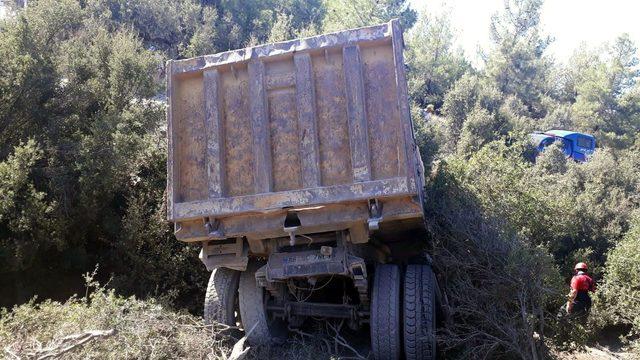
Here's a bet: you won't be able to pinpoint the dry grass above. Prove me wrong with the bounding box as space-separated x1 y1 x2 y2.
0 287 232 359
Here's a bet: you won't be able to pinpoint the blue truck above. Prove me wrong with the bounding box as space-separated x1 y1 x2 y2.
530 130 596 162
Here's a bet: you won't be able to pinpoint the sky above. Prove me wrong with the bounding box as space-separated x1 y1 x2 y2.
410 0 640 65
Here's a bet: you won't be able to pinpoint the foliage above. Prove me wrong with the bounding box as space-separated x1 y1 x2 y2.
565 35 640 148
0 274 370 359
0 140 56 271
593 212 640 354
0 0 165 285
417 133 640 354
406 10 469 110
425 159 563 359
86 0 325 57
321 0 416 31
416 0 640 294
435 137 640 274
0 0 325 308
485 0 553 118
455 106 504 154
112 142 207 311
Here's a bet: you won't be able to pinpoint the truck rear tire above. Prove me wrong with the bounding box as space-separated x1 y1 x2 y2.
403 264 436 360
238 260 286 345
370 264 402 360
204 267 240 326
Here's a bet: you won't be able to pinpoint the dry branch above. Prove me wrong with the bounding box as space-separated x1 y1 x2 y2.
22 329 116 360
225 335 250 360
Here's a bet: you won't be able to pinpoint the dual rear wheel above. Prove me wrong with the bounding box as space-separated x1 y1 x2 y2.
370 264 436 360
204 262 436 359
402 264 437 360
203 262 285 345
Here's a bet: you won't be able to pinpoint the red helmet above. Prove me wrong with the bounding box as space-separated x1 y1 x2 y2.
574 262 588 271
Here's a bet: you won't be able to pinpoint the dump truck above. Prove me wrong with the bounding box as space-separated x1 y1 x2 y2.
166 20 437 360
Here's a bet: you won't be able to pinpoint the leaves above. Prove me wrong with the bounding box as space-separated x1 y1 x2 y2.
406 10 470 109
595 212 640 347
322 0 416 31
0 140 57 271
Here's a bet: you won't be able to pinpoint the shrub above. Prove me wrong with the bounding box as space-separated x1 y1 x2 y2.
425 160 563 359
0 140 57 272
593 212 640 354
0 275 231 360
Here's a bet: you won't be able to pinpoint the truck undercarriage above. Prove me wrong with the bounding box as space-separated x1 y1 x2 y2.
201 220 437 359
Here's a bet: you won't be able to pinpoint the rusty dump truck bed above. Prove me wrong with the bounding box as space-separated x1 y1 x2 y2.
167 20 425 244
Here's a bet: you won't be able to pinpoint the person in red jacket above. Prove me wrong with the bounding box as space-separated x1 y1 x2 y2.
566 262 595 317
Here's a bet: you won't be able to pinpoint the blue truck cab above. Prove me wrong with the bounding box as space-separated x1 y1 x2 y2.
530 130 596 162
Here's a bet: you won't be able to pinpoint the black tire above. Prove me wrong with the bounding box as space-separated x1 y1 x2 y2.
238 260 286 345
204 267 240 326
403 264 436 360
370 264 402 360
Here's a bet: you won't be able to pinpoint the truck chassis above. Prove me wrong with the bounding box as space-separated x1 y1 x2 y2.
202 223 437 360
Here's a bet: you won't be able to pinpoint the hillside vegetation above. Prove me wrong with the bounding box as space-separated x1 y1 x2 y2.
1 0 639 359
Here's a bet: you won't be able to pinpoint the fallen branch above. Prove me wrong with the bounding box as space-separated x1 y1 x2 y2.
226 335 250 360
290 326 332 353
30 329 115 360
223 323 256 360
3 347 21 360
326 321 366 360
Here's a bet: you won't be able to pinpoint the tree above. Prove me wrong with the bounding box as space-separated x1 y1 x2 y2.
83 0 324 57
456 106 505 155
266 13 296 43
86 0 203 57
322 0 416 32
425 154 562 359
406 10 469 110
0 0 168 302
532 141 567 174
485 0 553 118
569 35 640 148
438 73 502 152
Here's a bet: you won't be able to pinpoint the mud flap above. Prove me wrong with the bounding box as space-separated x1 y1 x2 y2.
199 238 248 271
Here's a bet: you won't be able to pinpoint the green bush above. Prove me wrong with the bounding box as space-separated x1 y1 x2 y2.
0 140 57 271
594 212 640 353
417 137 640 354
425 158 563 359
